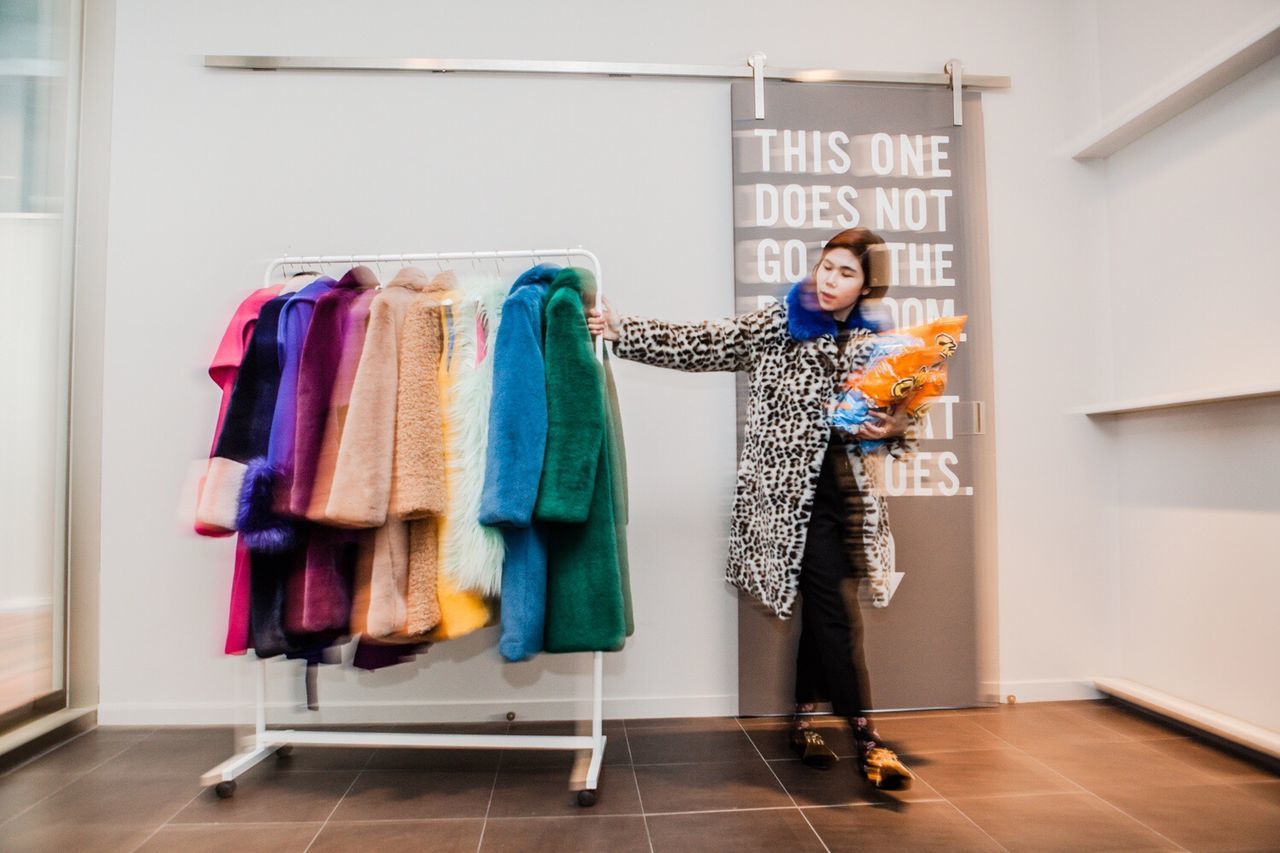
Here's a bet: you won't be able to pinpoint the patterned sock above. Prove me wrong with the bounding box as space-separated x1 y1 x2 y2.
851 716 881 765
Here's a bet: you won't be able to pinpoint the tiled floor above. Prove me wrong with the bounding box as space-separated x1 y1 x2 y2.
1 700 1277 852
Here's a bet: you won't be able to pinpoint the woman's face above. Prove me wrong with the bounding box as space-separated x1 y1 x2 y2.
813 248 865 314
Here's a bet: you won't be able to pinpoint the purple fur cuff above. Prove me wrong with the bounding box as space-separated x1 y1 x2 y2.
237 457 296 552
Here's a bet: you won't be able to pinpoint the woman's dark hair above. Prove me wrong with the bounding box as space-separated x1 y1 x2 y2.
817 227 888 298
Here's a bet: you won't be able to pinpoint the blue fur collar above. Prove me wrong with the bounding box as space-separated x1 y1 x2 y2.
785 281 836 341
510 263 560 295
784 280 885 340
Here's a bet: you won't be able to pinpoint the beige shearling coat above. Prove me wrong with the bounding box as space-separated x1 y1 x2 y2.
399 273 455 635
325 267 429 527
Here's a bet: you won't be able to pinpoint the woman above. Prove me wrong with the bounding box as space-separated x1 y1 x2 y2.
588 227 915 789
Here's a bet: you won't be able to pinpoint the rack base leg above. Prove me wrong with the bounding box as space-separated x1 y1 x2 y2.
568 732 607 807
199 741 285 793
585 735 606 791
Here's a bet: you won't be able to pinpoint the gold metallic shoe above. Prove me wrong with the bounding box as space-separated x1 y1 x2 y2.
863 746 913 790
790 728 839 770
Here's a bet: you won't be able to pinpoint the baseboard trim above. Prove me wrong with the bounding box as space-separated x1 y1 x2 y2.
97 694 738 727
0 706 98 773
989 679 1104 703
98 681 1117 725
1094 677 1279 760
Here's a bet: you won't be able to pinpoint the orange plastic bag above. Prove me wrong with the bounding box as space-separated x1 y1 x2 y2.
852 345 948 408
892 315 967 360
902 365 949 415
831 315 966 444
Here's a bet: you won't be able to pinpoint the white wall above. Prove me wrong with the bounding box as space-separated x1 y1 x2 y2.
90 0 1120 724
1093 0 1278 115
1091 2 1280 732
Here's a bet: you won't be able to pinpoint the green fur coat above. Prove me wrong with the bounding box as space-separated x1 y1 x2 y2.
535 268 633 652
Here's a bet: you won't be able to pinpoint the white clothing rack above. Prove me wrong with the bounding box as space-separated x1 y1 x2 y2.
202 247 609 807
267 247 604 356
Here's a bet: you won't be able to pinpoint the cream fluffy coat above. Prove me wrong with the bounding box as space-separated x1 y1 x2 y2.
441 274 507 596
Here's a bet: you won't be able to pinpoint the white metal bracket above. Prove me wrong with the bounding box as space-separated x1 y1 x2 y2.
748 52 766 119
945 58 964 126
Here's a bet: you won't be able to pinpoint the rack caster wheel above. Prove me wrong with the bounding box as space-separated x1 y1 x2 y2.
214 780 236 799
276 745 294 759
576 789 597 808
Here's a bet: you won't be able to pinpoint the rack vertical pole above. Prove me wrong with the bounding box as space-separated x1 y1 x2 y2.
592 651 603 741
255 659 267 740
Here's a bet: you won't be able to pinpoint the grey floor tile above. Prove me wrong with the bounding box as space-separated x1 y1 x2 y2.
90 728 239 779
480 814 650 852
952 791 1179 851
135 822 322 852
1063 703 1188 741
0 820 156 853
4 727 151 777
327 768 495 821
871 714 1011 755
647 807 825 852
0 771 75 823
2 765 200 828
1026 738 1219 798
170 769 357 824
804 801 1004 852
908 747 1076 799
970 706 1133 750
768 757 941 806
487 763 640 817
1102 781 1280 851
634 759 791 814
626 717 762 765
1140 736 1277 782
0 766 199 853
1238 779 1280 807
310 818 484 852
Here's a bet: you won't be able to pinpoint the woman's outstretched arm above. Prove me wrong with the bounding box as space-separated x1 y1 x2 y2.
588 297 769 373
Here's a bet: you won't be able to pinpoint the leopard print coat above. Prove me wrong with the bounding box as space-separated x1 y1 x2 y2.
613 282 917 618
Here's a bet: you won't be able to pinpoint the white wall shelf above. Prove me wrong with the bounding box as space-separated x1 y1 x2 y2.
1073 380 1280 416
1071 10 1280 160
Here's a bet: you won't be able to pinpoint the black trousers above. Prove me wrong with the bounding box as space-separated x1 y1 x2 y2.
793 445 871 720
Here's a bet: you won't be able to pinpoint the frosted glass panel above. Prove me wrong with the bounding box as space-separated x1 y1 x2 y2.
0 0 79 718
